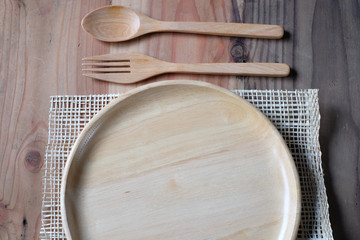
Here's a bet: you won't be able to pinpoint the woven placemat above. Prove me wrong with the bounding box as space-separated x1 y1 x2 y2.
40 89 333 240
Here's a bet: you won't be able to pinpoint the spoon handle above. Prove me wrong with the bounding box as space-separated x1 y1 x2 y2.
170 63 290 77
160 22 284 39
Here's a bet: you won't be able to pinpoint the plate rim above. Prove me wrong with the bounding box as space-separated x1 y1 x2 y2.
60 80 301 240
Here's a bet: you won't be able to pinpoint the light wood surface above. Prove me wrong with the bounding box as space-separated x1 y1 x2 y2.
61 81 300 240
83 52 290 83
0 0 359 239
82 6 284 42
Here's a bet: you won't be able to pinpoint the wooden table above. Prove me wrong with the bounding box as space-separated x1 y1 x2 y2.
0 0 359 239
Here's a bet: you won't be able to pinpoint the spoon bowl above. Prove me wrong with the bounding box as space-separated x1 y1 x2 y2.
82 6 142 42
82 6 284 42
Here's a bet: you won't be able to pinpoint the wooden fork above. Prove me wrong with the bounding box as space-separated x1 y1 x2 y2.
82 52 290 84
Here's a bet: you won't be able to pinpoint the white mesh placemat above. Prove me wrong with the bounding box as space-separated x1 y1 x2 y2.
40 89 333 240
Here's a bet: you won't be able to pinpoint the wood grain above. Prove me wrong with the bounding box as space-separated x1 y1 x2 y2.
82 52 290 84
237 0 360 239
0 1 110 239
0 0 359 239
108 0 241 92
308 1 360 239
81 5 284 42
61 81 300 240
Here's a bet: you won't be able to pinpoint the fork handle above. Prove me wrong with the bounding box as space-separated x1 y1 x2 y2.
160 22 284 39
171 63 290 77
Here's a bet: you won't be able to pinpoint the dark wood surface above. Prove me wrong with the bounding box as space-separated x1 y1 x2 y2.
0 0 359 239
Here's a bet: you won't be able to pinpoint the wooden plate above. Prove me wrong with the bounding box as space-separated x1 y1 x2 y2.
61 80 300 240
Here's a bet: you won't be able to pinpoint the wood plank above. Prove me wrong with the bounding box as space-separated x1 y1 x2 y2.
234 0 295 90
241 1 360 238
0 0 110 239
306 1 360 239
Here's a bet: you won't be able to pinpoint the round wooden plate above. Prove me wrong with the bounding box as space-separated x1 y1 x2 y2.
61 80 300 240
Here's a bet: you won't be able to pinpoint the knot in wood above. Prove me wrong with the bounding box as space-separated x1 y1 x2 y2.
24 151 42 173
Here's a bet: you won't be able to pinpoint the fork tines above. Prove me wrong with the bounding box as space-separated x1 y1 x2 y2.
82 56 131 74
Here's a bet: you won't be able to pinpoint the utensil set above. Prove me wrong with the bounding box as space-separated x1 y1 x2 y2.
82 5 289 83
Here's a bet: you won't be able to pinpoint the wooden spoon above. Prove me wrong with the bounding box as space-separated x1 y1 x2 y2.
82 6 284 42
